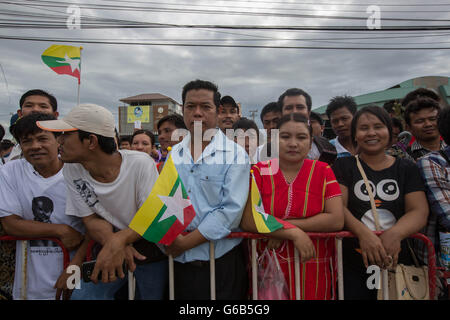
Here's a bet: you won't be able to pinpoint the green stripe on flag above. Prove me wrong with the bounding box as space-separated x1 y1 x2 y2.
141 177 181 242
42 55 79 68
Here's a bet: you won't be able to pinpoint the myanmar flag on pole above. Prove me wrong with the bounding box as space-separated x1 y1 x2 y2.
129 154 196 245
250 171 295 233
41 45 81 84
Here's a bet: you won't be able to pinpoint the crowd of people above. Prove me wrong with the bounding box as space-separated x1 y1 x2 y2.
0 80 448 300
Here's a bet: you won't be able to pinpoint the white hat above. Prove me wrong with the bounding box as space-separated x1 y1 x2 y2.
37 103 115 138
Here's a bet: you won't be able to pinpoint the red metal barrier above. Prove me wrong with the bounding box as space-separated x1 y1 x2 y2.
0 235 71 269
84 231 438 300
228 231 437 300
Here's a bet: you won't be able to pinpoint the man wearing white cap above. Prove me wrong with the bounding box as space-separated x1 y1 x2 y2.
37 104 167 300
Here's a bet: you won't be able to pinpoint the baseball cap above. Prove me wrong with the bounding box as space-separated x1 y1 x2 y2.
220 95 239 112
36 103 115 138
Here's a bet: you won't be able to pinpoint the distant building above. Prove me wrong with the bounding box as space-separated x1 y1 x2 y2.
313 76 450 138
118 93 182 137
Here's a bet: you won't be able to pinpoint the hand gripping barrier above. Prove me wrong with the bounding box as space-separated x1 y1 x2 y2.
84 231 437 300
168 231 437 300
0 235 71 300
85 239 136 300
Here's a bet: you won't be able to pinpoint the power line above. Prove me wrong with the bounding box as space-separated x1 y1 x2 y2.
184 0 450 7
2 32 447 42
1 34 450 49
95 0 450 13
3 0 450 22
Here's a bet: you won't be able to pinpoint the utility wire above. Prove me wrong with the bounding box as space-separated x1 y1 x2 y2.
1 34 449 49
3 0 450 22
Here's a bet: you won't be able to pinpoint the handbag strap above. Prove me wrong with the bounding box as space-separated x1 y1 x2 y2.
406 238 421 268
355 155 381 231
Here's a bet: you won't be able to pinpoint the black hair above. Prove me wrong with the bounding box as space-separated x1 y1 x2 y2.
232 117 259 132
391 117 404 132
438 106 450 145
326 95 357 119
402 88 440 107
351 105 393 147
277 88 312 112
119 135 132 144
9 113 19 137
0 139 14 151
276 113 313 138
0 124 4 141
220 95 239 112
382 100 397 114
114 128 120 150
182 79 221 109
404 97 441 125
157 114 187 131
131 129 155 146
260 102 281 123
19 89 58 112
309 111 324 125
78 130 117 154
13 112 58 143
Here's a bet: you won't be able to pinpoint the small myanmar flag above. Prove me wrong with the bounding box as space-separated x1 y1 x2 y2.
250 171 295 233
41 45 81 84
129 154 196 245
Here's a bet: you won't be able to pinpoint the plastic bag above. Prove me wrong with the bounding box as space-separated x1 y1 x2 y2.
257 248 289 300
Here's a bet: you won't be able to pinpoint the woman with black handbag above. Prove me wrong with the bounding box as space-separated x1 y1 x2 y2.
332 105 429 300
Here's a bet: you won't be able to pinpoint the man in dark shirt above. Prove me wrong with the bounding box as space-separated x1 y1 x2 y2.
278 88 337 165
405 97 446 161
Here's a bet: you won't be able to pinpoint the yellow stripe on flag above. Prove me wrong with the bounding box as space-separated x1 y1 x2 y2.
42 45 81 59
251 175 271 233
129 155 178 235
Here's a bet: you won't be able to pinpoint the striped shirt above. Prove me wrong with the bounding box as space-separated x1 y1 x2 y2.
416 146 450 265
407 140 447 161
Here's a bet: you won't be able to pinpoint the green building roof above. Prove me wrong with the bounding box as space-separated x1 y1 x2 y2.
314 76 450 115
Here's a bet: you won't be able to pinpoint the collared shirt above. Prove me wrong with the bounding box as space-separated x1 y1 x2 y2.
416 146 450 265
170 129 250 263
329 138 352 158
407 140 447 161
307 141 321 160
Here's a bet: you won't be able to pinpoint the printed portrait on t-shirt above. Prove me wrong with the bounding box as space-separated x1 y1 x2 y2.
354 178 399 231
73 179 99 207
31 196 58 247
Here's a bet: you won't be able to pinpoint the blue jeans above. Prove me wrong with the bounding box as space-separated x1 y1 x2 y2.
71 260 168 300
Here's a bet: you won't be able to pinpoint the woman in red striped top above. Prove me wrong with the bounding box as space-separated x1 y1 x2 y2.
252 113 344 300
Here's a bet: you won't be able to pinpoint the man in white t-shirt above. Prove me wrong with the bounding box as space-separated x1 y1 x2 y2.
0 113 87 300
37 104 167 300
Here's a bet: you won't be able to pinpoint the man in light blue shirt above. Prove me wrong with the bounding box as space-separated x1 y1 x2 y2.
165 79 250 300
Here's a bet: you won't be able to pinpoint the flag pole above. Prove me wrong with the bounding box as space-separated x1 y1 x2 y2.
77 82 80 106
169 254 174 300
77 46 83 105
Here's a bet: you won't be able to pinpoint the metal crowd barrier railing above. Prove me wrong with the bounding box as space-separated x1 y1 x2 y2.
60 231 438 300
167 231 437 301
0 235 71 300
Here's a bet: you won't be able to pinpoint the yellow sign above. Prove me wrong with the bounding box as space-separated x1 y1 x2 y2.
127 106 150 123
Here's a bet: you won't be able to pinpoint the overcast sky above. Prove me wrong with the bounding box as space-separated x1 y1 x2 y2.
1 0 449 137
